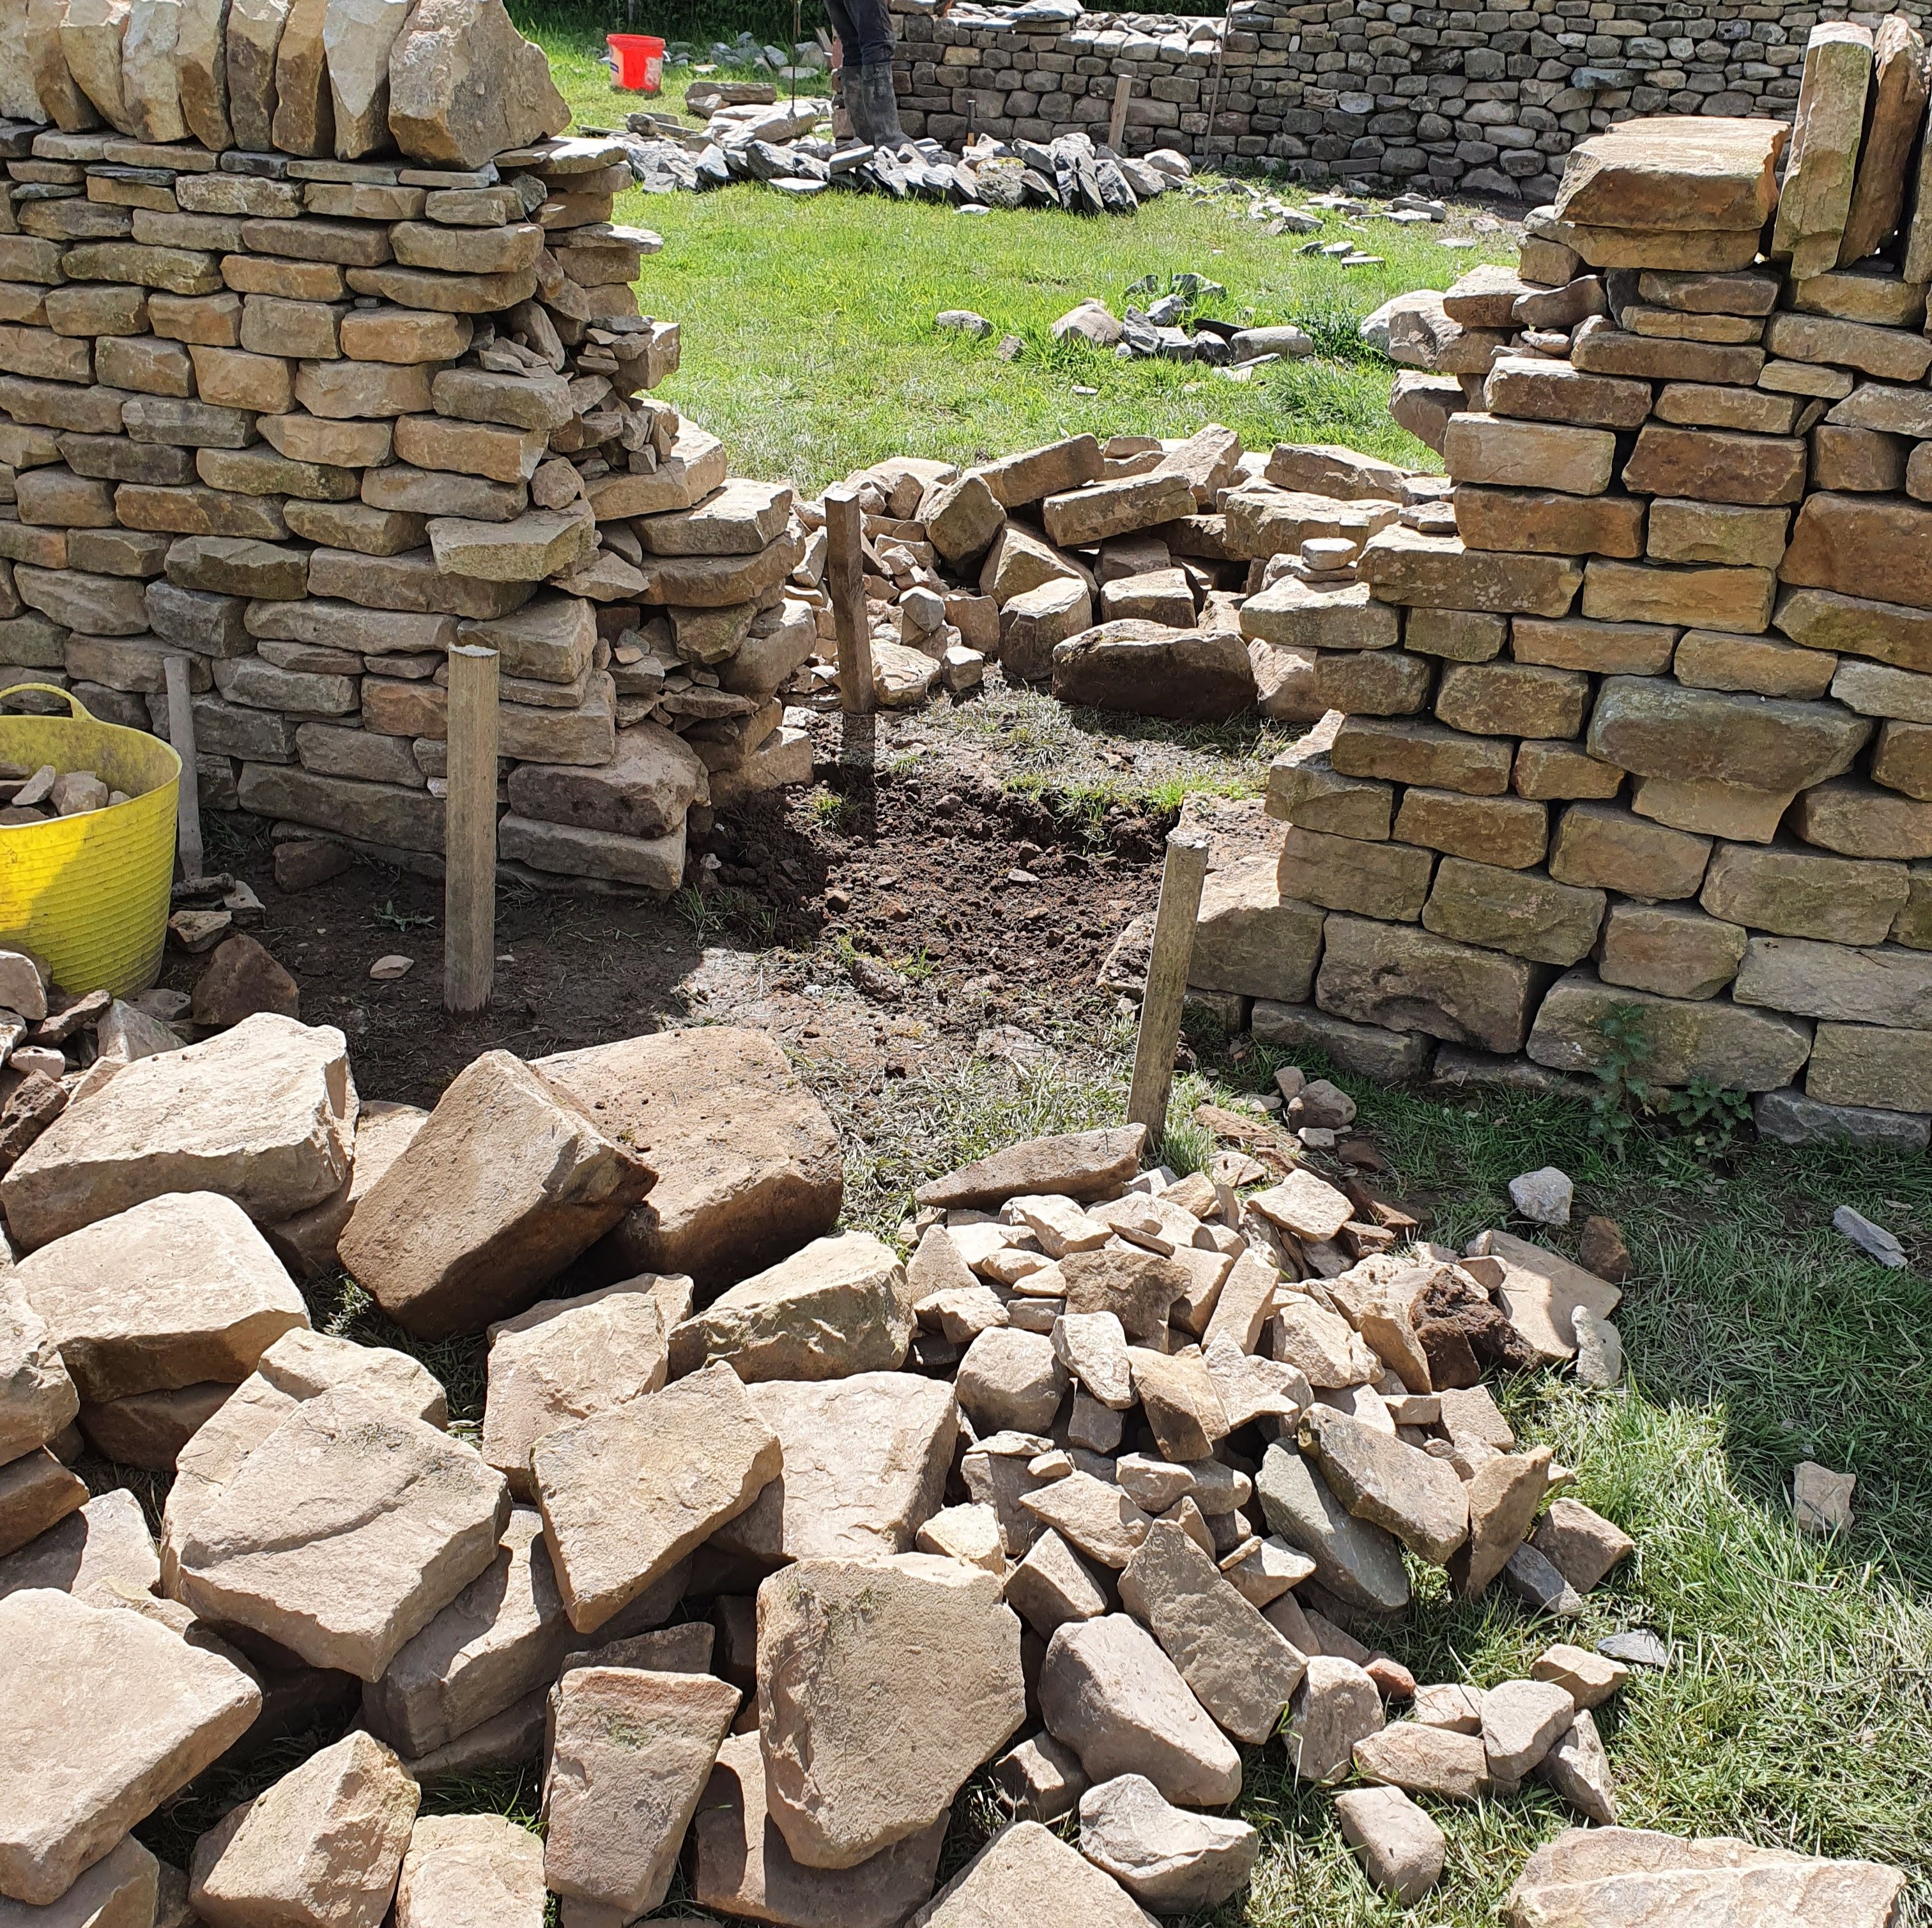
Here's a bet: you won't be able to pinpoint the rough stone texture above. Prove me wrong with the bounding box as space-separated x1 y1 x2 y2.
910 1821 1152 1928
714 1372 958 1563
394 1816 544 1928
533 1358 780 1633
670 1230 912 1383
386 0 567 169
693 1729 948 1928
0 1588 261 1905
362 1507 574 1760
0 1487 158 1609
1317 914 1547 1054
538 1028 843 1295
171 1383 509 1680
340 1049 654 1341
1504 1826 1905 1928
1531 1497 1637 1594
1482 1677 1577 1782
760 1553 1025 1870
188 1731 419 1928
480 1284 667 1498
1354 1722 1492 1801
1298 1403 1469 1563
1117 1519 1305 1743
1257 1441 1409 1614
1538 1708 1619 1824
1286 1654 1385 1784
14 1191 307 1404
1078 1775 1259 1915
1052 621 1257 724
0 1286 79 1465
1 1013 355 1248
1335 1785 1446 1905
542 1664 739 1918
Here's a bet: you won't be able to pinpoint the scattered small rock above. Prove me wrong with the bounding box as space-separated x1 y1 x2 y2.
1508 1166 1574 1227
1793 1460 1855 1535
1832 1205 1907 1269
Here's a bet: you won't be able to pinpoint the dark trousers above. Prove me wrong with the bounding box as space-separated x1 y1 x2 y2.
825 0 894 70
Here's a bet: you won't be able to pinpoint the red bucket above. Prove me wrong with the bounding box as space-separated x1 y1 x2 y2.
608 33 664 91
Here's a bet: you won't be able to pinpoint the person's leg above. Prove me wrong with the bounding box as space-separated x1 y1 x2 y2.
842 0 904 145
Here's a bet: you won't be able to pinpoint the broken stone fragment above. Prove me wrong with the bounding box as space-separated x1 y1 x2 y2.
1128 1349 1230 1461
394 1815 544 1928
1002 1526 1109 1637
1482 1677 1577 1782
1 1013 355 1248
1297 1404 1469 1565
0 1486 158 1610
1117 1519 1305 1743
1353 1720 1491 1800
1450 1446 1553 1597
991 1731 1089 1824
171 1383 510 1680
0 1446 87 1559
915 1127 1146 1211
340 1049 656 1341
693 1727 948 1928
1257 1442 1410 1614
1059 1244 1189 1343
14 1191 309 1404
385 0 567 169
1038 1612 1242 1808
956 1327 1069 1434
1077 1774 1259 1913
910 1820 1153 1928
668 1230 912 1382
189 1730 420 1928
1793 1460 1855 1534
1333 1785 1445 1905
0 1588 261 1905
1537 1706 1619 1823
759 1552 1026 1870
1529 1497 1636 1593
534 1356 780 1633
542 1664 739 1919
0 1285 79 1464
1019 1471 1151 1570
480 1283 668 1498
1286 1653 1384 1784
712 1371 958 1564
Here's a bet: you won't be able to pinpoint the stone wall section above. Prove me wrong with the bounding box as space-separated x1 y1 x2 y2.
893 0 1844 201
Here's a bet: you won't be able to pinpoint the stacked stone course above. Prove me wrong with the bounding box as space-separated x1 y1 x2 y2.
1203 56 1932 1144
0 4 817 893
893 0 1857 200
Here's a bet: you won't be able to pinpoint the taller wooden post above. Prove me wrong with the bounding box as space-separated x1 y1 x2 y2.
824 485 875 715
1126 828 1210 1140
443 643 499 1015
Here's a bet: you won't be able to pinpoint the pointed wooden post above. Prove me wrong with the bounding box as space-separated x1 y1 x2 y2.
824 484 875 715
1108 73 1133 151
1127 828 1210 1139
443 643 499 1014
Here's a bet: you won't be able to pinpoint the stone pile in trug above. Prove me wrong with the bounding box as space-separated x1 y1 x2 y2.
0 6 815 891
0 1002 1910 1924
1197 54 1932 1149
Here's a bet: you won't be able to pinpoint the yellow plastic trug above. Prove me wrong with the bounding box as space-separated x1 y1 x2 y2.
0 686 181 999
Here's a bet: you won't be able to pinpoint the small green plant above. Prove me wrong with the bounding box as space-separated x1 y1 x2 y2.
1586 1002 1751 1159
374 899 435 933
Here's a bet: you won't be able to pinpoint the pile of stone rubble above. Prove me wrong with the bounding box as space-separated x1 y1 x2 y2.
0 997 1910 1925
622 87 1195 215
0 4 817 892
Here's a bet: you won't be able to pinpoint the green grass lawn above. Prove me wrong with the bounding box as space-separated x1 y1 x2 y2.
521 19 1519 491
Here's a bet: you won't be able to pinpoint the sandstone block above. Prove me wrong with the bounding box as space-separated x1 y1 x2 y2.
1077 1775 1258 1915
1586 675 1868 792
1527 968 1814 1089
910 1821 1149 1928
1512 616 1676 677
1600 901 1747 999
1331 715 1512 794
1278 826 1434 921
1806 1020 1932 1110
1482 354 1650 431
394 1816 542 1928
1190 853 1326 1004
1702 841 1908 944
1556 116 1784 231
532 1358 780 1633
1256 1442 1407 1613
0 1589 260 1904
1438 659 1590 738
1792 776 1932 857
386 0 567 170
1358 526 1583 616
1621 425 1806 507
1675 629 1830 697
761 1553 1025 1869
2 1013 353 1247
1442 413 1614 496
1422 857 1606 966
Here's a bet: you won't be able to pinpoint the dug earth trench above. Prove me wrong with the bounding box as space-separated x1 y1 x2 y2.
159 677 1254 1127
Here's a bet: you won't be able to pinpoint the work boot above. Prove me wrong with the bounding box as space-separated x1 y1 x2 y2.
852 62 907 151
831 62 855 142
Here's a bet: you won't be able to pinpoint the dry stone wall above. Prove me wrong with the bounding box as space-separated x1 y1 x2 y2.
893 0 1849 200
0 3 817 892
1187 63 1932 1149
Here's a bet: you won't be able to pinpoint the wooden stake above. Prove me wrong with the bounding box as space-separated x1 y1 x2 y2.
162 653 202 884
1108 73 1133 152
825 485 875 715
443 643 500 1015
1126 827 1210 1140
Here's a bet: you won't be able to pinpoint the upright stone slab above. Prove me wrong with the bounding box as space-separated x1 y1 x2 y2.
542 1665 739 1920
188 1731 420 1928
322 0 410 155
225 0 289 148
385 0 568 170
1771 24 1878 281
